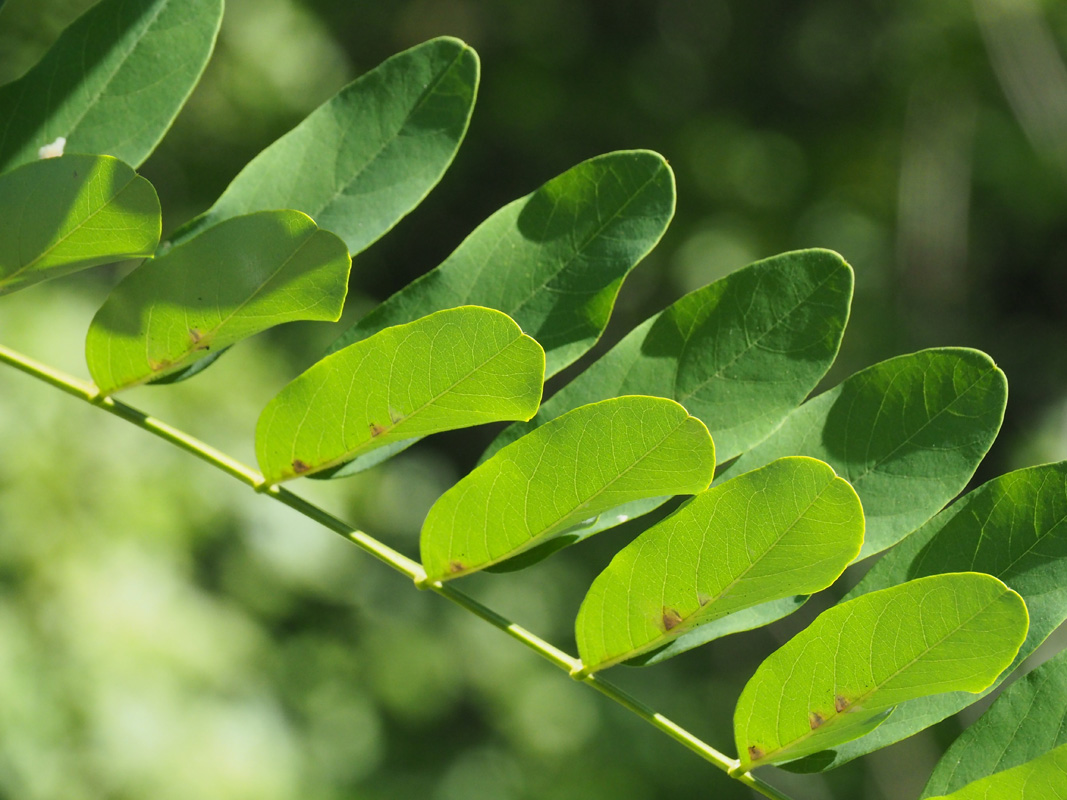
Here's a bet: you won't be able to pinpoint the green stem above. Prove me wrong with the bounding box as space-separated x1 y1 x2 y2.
0 342 794 800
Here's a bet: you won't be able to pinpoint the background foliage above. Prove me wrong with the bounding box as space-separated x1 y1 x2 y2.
1 1 1066 798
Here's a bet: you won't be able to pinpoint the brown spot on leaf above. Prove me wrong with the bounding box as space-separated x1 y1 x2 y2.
448 560 465 574
147 358 172 371
188 327 210 350
747 745 764 762
292 459 311 474
697 593 712 607
834 695 851 713
661 607 683 631
369 422 387 437
808 711 826 729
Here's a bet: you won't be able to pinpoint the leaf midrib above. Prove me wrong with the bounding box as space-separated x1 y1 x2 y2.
284 330 536 480
2 167 145 289
748 588 1010 767
586 474 839 672
447 411 703 579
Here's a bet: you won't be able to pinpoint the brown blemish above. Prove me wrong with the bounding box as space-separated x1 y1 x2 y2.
147 358 172 371
834 695 851 713
808 711 826 729
448 560 465 574
661 607 683 631
697 593 712 607
291 459 311 474
188 327 210 351
747 745 764 762
369 422 387 437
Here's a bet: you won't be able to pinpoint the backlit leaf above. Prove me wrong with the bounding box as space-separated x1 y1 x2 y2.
170 37 478 253
794 462 1067 772
926 743 1067 800
486 249 852 463
575 457 863 673
255 306 545 484
419 396 714 582
86 210 350 393
923 649 1067 797
0 0 222 173
721 348 1006 559
734 573 1028 770
329 150 675 377
0 154 159 295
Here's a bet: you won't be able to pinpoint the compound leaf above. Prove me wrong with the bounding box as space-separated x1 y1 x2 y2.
0 0 222 173
329 150 675 377
170 36 478 253
256 306 545 484
486 248 853 463
0 154 159 295
86 210 350 394
923 650 1067 797
734 573 1028 770
926 743 1067 800
796 462 1067 772
420 396 714 582
721 348 1006 559
575 457 863 674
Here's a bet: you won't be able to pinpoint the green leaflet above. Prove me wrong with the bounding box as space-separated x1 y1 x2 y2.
255 306 545 484
329 150 676 376
86 210 350 394
795 462 1067 773
320 149 676 478
0 0 222 174
0 154 159 295
486 249 853 463
923 650 1067 797
574 457 863 674
169 37 478 253
733 573 1028 771
721 348 1006 559
926 743 1067 799
419 396 715 582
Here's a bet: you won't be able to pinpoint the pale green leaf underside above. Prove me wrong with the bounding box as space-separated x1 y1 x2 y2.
734 572 1028 770
170 36 478 253
721 348 1007 559
329 150 676 377
927 743 1067 800
575 456 863 674
420 396 715 582
923 650 1067 797
86 210 350 394
800 462 1067 773
256 306 545 484
0 0 222 173
486 248 853 464
0 154 159 295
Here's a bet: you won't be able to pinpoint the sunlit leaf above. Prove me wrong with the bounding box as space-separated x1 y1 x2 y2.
419 396 714 582
926 743 1067 800
256 306 545 484
86 210 350 394
734 573 1028 770
923 650 1067 797
721 348 1006 559
0 0 223 173
329 150 675 377
486 249 853 463
575 457 863 674
321 149 676 478
170 36 478 253
0 154 159 295
794 462 1067 772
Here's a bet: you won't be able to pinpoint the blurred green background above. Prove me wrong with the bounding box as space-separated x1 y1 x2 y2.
1 1 1066 798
